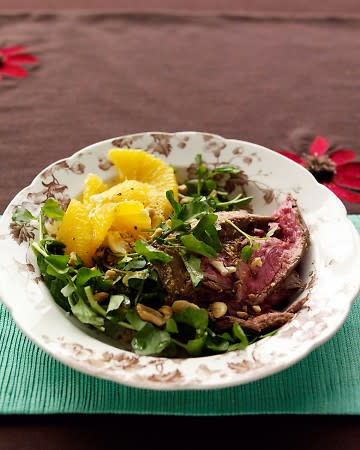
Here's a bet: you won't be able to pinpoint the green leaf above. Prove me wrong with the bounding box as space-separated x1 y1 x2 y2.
181 253 203 287
184 179 199 195
206 335 229 353
49 278 71 312
219 331 235 342
107 294 130 314
76 267 103 287
60 280 76 297
125 309 147 331
165 317 179 334
173 307 208 332
192 212 216 236
178 197 211 222
12 207 35 223
42 198 65 220
184 335 207 356
204 179 217 192
122 269 149 287
195 153 202 166
166 190 181 215
232 322 249 347
36 253 49 278
227 342 248 351
170 217 186 232
241 244 253 262
116 255 133 269
84 285 107 317
45 254 70 275
41 238 66 256
180 234 217 258
135 240 173 264
131 323 171 356
128 277 146 293
215 195 253 211
208 165 240 176
123 258 147 271
192 213 222 252
69 297 104 329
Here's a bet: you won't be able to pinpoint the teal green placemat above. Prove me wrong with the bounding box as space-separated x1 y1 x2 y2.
0 216 359 415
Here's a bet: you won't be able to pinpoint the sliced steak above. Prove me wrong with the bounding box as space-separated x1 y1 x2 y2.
153 248 197 303
233 194 309 308
264 270 305 310
153 194 310 332
216 210 275 241
213 311 294 333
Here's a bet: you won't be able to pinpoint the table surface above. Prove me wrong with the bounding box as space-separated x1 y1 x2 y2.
2 0 360 14
0 415 359 450
0 1 359 448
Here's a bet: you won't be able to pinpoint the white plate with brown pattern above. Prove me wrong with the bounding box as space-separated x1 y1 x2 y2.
0 131 359 390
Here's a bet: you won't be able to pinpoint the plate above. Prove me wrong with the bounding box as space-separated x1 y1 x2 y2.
1 131 359 390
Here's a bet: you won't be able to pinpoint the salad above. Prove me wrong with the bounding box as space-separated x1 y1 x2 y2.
12 148 308 357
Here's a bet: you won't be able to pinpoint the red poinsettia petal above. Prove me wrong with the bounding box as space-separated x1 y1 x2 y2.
336 162 360 178
309 136 329 156
0 63 28 78
334 175 360 190
7 53 38 64
0 46 26 56
323 182 360 203
329 149 356 166
276 150 304 165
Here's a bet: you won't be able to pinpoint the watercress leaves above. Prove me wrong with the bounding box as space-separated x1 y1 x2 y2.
135 240 173 264
45 254 70 276
191 213 222 252
13 199 64 227
184 153 253 212
181 253 203 287
12 207 35 223
76 267 103 286
131 323 171 356
240 244 252 263
41 198 65 220
158 192 221 286
107 294 129 314
69 296 105 330
173 307 208 331
180 234 217 258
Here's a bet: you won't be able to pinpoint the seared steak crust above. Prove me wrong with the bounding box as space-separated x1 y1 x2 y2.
213 311 295 333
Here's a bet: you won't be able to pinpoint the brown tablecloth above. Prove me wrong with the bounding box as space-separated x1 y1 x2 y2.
1 5 360 448
2 0 360 14
1 6 360 215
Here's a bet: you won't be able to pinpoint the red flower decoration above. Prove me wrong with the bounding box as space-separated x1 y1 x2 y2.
277 136 360 203
0 46 38 81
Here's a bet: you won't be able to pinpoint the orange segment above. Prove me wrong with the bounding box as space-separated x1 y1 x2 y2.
112 200 152 236
92 179 153 205
56 199 94 266
108 148 178 221
56 149 179 262
90 203 117 254
57 201 116 266
82 173 108 205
